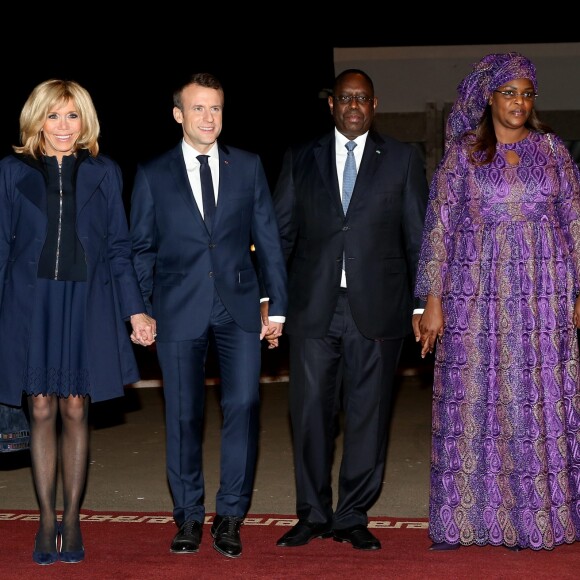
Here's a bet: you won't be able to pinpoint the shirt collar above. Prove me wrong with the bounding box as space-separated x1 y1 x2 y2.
181 139 219 166
335 128 369 151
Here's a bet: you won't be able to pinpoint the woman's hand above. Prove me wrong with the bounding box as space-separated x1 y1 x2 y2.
130 313 157 346
574 295 580 329
417 295 444 358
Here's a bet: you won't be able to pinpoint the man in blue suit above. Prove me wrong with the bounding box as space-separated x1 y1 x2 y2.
271 69 428 551
130 72 287 559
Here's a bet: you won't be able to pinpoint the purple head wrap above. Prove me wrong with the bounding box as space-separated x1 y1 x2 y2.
445 52 537 149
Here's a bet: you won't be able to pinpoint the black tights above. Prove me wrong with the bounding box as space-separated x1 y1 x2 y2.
28 394 89 552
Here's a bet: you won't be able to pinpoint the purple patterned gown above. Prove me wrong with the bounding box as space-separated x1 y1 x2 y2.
415 130 580 550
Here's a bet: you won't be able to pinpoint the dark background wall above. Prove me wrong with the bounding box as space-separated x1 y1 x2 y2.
2 35 578 198
1 44 337 194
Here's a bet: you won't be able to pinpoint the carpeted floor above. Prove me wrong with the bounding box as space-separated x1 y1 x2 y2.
3 344 579 578
1 510 579 580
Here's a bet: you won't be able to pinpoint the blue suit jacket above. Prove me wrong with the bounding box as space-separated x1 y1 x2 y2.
130 142 287 341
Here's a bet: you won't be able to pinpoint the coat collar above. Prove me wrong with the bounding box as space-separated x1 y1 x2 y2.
13 150 103 214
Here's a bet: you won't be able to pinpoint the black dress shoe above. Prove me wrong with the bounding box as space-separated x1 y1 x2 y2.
429 541 460 551
211 515 244 558
333 525 381 550
170 520 202 553
276 520 333 547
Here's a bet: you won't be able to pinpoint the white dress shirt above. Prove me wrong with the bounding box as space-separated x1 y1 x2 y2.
335 128 367 288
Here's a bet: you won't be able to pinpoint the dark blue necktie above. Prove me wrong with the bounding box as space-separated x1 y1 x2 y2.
197 155 215 232
342 141 357 214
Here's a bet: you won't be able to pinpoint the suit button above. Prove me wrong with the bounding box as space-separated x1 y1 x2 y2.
209 271 214 278
209 243 216 248
342 226 349 231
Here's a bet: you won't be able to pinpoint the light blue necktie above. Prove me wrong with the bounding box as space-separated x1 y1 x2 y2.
342 141 357 214
342 141 357 274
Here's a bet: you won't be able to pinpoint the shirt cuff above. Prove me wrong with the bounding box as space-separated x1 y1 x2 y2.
268 316 285 323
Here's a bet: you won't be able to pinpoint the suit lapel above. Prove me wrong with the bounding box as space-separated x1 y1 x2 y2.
212 144 233 233
347 132 386 212
314 135 343 216
169 146 207 231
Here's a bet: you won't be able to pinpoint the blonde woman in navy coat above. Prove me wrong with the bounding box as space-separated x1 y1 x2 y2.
0 80 156 565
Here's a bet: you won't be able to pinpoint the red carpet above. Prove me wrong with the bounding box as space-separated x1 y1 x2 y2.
1 510 578 579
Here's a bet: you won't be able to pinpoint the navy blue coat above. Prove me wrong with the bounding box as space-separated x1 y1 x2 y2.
0 154 146 406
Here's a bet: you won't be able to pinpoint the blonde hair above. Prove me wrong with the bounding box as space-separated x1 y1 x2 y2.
13 79 100 158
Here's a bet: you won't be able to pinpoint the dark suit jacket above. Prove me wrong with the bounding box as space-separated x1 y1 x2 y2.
273 130 428 340
130 142 287 341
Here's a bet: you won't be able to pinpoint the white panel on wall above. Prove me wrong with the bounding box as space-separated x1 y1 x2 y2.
334 44 580 113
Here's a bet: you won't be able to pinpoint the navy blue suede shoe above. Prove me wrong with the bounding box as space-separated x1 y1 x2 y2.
32 522 59 565
59 523 85 563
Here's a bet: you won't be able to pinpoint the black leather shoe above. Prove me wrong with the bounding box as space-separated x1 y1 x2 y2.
333 525 381 550
211 515 243 558
276 520 333 547
170 520 202 553
429 541 460 551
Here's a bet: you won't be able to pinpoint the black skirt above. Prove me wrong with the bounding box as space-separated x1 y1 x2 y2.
23 278 90 398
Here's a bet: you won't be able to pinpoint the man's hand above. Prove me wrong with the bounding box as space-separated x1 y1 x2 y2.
130 313 157 346
260 301 283 349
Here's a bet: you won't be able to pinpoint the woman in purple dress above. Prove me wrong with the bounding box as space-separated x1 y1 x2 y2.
415 52 580 551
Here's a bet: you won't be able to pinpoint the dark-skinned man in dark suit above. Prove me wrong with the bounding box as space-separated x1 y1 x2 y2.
270 69 428 551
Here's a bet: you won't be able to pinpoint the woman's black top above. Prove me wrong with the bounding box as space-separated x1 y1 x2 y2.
20 152 88 282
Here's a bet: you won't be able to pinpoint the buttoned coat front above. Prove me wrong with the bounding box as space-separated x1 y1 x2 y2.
0 154 146 406
273 129 428 339
129 142 288 341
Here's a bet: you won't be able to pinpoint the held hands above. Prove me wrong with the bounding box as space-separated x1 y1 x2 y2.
260 301 283 349
415 295 444 359
130 312 157 347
